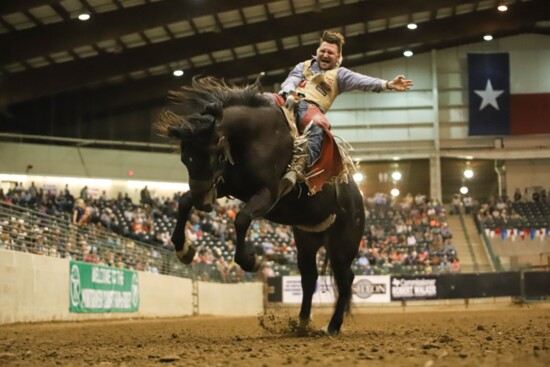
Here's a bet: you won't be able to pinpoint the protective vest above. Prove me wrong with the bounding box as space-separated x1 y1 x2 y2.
295 60 340 113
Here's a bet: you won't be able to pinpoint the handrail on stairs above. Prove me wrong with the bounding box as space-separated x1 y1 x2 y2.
475 218 504 272
458 210 479 272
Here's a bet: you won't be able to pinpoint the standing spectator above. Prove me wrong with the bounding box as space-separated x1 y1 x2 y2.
140 186 152 206
451 194 461 215
99 190 108 203
72 198 86 225
28 182 38 202
15 182 24 193
513 188 522 202
80 186 88 200
463 194 473 214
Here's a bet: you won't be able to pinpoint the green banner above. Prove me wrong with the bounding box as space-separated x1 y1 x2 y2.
69 261 139 313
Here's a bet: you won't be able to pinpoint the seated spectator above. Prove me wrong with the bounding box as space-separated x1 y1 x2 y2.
438 255 451 274
442 239 457 257
450 257 461 273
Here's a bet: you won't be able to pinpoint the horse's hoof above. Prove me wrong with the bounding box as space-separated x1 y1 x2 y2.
323 324 340 335
299 319 310 328
176 245 196 264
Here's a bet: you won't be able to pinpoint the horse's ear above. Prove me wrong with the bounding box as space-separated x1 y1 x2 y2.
202 102 223 120
168 124 193 141
193 114 217 136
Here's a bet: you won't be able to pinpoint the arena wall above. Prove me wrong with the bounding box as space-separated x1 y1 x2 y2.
0 250 263 325
0 142 186 182
197 281 264 317
0 141 189 202
505 159 550 197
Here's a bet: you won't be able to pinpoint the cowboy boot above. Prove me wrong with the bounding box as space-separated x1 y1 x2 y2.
278 149 309 198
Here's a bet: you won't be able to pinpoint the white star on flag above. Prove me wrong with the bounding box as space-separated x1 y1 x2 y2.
474 79 504 111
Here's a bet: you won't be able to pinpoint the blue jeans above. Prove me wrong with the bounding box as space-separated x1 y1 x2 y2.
295 101 324 165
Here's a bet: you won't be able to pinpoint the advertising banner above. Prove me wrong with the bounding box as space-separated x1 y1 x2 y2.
390 276 438 301
69 261 139 313
282 275 391 304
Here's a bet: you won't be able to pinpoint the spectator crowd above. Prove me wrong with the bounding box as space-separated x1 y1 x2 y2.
0 181 474 280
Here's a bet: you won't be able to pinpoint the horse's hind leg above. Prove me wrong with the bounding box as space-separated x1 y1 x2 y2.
326 250 355 334
294 230 323 325
326 226 360 334
234 187 276 272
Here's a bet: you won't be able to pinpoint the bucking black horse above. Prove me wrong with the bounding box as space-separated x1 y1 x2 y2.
156 76 365 334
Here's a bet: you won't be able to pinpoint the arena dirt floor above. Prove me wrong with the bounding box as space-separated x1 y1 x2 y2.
0 306 548 367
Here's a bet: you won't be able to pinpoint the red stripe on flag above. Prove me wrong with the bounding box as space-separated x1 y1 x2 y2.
510 93 550 135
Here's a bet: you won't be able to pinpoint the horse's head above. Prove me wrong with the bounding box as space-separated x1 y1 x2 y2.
169 112 225 212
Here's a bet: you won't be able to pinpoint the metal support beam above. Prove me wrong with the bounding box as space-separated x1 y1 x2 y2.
1 0 544 107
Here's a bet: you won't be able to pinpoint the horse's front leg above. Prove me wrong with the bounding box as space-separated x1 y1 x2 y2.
234 187 276 272
171 191 196 264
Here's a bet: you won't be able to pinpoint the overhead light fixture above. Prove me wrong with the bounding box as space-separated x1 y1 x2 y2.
353 172 364 183
497 4 508 12
483 35 493 41
391 188 400 197
173 69 184 77
403 50 413 57
391 171 402 181
460 186 469 195
77 12 91 21
407 23 417 30
464 168 474 179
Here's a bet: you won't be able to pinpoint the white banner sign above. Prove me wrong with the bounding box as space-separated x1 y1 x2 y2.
282 275 391 304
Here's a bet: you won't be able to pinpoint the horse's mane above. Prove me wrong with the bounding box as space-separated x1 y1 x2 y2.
156 76 272 140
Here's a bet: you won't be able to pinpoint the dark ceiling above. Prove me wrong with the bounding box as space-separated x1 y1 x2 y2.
0 0 548 142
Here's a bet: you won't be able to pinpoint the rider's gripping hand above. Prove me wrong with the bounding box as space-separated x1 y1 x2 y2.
285 92 301 110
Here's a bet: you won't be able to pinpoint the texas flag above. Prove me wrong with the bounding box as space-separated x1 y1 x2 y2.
468 53 550 136
468 53 510 135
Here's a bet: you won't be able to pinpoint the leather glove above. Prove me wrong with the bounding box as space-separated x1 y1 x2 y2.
284 92 301 110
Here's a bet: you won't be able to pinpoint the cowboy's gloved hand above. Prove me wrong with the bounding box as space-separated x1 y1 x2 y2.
285 92 301 110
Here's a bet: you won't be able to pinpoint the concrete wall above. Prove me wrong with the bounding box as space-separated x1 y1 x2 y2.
198 281 264 317
0 142 186 183
505 159 550 197
0 141 189 202
0 250 263 324
0 249 71 324
138 271 194 318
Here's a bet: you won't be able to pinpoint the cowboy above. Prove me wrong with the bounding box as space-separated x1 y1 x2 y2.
278 31 413 195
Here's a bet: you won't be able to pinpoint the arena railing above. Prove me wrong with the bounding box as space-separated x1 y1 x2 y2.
0 201 199 280
476 220 504 272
